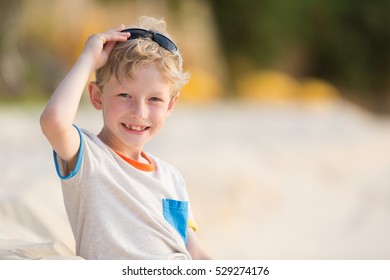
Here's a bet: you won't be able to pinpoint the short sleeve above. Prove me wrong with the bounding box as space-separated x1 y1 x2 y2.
53 125 84 180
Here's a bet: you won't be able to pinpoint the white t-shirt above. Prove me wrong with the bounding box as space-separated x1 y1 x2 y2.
54 126 197 260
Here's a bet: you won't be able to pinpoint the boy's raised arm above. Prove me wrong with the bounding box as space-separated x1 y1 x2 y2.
40 25 129 172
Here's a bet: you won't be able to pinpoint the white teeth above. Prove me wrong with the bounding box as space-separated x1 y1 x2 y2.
124 124 147 131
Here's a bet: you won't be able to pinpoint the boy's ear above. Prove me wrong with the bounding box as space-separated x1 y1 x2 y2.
88 81 103 110
167 93 180 116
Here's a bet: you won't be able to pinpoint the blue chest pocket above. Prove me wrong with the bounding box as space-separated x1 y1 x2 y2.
162 198 189 244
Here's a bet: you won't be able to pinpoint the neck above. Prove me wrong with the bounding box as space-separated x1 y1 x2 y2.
97 129 144 163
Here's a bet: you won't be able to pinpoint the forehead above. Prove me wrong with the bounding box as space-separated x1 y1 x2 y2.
105 63 172 92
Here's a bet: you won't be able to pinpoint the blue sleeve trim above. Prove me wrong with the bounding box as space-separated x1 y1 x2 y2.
162 198 189 244
53 125 84 180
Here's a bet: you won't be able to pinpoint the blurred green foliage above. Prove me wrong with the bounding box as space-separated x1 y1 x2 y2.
210 0 390 112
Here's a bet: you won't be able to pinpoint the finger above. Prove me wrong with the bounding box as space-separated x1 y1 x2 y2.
115 24 125 31
113 24 130 38
107 32 129 42
99 30 129 45
107 24 128 34
103 40 117 56
109 25 130 39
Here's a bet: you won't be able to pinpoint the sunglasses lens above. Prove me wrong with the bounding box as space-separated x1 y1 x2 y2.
154 34 177 52
122 28 177 53
124 28 147 39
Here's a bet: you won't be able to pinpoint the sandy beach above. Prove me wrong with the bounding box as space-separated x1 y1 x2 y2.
1 99 390 259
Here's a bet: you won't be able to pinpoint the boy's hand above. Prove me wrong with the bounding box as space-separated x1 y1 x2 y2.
83 24 130 70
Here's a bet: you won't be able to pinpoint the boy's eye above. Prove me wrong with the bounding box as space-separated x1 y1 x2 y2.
149 97 163 102
118 93 131 98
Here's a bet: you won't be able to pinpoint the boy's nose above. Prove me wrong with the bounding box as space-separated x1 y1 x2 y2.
130 102 147 120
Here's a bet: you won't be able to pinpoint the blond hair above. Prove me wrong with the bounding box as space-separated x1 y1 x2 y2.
95 16 190 96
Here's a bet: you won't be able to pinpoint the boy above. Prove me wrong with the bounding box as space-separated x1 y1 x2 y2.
40 17 209 260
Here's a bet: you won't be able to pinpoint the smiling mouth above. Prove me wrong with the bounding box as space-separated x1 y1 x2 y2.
122 123 150 131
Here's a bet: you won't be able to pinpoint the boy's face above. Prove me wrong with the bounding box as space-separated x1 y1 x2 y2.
89 63 178 158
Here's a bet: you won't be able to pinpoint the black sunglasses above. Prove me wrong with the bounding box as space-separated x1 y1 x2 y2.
122 28 178 53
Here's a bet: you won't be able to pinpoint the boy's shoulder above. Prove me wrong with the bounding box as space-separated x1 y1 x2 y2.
78 127 105 149
79 127 96 141
147 153 185 181
147 153 180 172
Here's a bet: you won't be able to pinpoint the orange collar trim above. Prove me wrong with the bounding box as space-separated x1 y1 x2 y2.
115 151 156 172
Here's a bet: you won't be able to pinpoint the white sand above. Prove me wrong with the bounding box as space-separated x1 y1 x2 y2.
1 100 390 259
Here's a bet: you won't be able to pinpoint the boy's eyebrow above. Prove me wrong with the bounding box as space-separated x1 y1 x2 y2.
112 85 167 96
